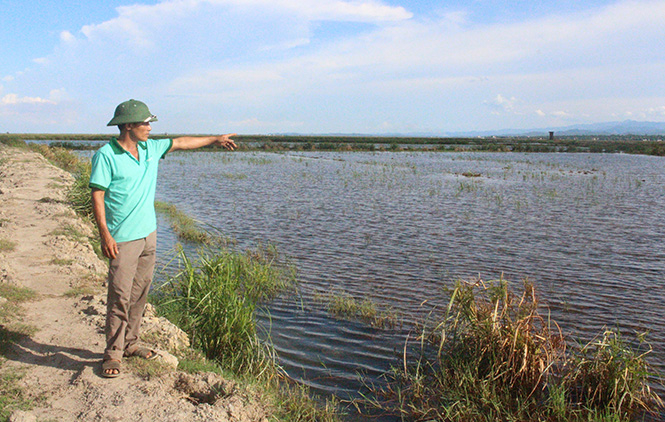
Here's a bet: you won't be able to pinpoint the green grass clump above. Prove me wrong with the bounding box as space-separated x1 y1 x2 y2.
0 285 37 305
50 258 74 266
562 330 660 417
369 278 663 421
124 356 173 379
26 144 93 222
66 161 93 221
153 246 295 378
0 136 27 148
0 285 41 418
155 201 223 245
176 348 226 375
316 291 398 328
153 247 344 421
272 381 342 422
0 239 16 253
0 369 43 420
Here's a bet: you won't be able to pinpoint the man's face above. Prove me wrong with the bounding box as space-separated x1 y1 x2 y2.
128 122 151 142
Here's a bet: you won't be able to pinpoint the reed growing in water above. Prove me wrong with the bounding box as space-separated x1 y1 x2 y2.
153 245 295 378
154 201 227 245
367 278 663 421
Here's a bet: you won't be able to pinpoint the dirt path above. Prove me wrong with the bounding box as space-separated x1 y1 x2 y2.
0 145 270 422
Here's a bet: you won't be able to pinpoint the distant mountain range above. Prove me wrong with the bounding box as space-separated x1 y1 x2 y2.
479 120 665 137
412 120 665 137
281 120 665 138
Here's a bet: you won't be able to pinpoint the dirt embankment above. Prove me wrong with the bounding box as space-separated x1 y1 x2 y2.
0 145 270 422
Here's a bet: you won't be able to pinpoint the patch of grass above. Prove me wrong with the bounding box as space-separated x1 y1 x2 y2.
271 381 342 422
0 284 37 304
50 258 74 266
29 144 84 174
64 272 105 297
0 368 40 420
37 197 63 204
124 356 172 379
152 246 342 421
176 348 225 375
46 181 66 190
0 283 42 419
0 285 39 351
155 201 223 245
315 291 399 329
0 239 16 253
367 278 664 421
0 136 27 148
562 330 660 417
66 161 93 221
153 245 295 378
220 172 248 180
50 223 87 242
28 144 94 222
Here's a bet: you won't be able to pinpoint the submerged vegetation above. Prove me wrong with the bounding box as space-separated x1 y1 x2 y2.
154 200 225 245
314 291 399 329
366 278 663 421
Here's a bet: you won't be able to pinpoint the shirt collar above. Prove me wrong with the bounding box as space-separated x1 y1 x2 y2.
109 137 147 154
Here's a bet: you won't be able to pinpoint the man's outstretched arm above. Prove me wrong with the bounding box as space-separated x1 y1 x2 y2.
169 134 237 152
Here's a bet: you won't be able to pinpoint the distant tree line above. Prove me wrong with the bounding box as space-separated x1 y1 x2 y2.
2 133 665 156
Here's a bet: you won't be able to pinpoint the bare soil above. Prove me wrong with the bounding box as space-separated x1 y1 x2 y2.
0 145 271 421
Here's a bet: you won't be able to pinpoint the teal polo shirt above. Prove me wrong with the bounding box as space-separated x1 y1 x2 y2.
89 138 173 243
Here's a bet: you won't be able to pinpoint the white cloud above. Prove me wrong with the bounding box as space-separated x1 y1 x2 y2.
1 94 55 105
206 0 412 21
60 31 76 43
646 106 665 116
75 0 411 53
229 116 304 129
49 88 68 102
552 111 571 118
4 0 665 133
484 94 519 115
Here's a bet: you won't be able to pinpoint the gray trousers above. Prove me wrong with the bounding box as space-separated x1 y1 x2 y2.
104 231 157 361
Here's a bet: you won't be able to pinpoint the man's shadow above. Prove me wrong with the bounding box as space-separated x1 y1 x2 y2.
0 325 104 380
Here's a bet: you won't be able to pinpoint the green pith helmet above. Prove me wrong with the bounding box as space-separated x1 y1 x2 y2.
107 99 158 126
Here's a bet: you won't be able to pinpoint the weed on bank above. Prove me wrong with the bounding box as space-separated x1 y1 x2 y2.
152 246 341 420
153 245 294 377
366 278 663 421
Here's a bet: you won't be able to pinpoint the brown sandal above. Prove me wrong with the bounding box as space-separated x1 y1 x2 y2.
124 347 158 360
102 359 121 378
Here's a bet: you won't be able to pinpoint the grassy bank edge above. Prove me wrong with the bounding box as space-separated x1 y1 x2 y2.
4 140 342 421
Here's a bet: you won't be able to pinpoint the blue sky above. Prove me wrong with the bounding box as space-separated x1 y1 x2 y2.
1 0 664 134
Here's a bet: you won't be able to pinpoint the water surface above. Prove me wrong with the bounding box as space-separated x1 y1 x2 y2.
154 151 665 416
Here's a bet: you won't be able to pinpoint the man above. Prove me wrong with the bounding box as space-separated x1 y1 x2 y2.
90 99 236 378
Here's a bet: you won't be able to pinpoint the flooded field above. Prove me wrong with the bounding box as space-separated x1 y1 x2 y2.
153 151 665 415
